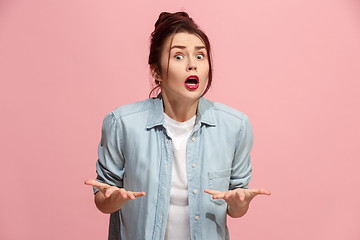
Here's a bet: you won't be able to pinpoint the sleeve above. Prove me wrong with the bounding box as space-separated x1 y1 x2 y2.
93 112 125 194
229 114 253 190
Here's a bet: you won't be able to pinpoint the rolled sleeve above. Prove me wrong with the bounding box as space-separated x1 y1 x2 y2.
229 114 253 190
93 112 125 194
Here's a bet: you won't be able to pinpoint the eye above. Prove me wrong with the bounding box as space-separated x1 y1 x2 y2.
196 53 205 60
175 54 184 60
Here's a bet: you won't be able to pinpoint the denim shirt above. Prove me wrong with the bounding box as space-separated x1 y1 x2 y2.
94 96 253 240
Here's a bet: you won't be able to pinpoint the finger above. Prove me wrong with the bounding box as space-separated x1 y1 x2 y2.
212 192 227 199
224 191 234 200
238 190 246 201
250 188 271 196
84 179 110 189
104 187 119 198
133 192 146 198
127 191 136 200
259 188 271 195
119 188 128 199
204 189 222 195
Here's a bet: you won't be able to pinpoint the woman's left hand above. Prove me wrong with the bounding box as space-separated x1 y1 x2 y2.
204 188 271 218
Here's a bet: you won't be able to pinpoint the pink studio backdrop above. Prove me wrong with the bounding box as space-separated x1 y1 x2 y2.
1 0 359 239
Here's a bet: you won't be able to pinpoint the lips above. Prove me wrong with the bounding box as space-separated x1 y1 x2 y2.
184 75 199 90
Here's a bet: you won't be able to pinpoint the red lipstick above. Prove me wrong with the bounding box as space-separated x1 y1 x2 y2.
184 75 199 90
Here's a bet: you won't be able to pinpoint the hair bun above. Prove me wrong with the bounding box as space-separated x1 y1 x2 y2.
176 12 189 18
155 12 190 28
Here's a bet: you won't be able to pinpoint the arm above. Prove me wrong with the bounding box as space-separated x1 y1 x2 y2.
205 115 270 218
86 113 145 213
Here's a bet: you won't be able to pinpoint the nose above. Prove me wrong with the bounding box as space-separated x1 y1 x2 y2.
187 58 197 71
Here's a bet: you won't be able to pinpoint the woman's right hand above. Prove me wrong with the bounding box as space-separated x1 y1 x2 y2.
84 179 146 213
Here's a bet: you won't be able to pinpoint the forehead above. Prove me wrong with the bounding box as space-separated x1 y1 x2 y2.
166 32 205 49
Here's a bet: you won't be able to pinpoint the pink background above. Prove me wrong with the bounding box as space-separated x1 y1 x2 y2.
1 0 359 239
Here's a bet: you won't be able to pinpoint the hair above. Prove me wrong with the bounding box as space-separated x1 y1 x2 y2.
148 11 213 98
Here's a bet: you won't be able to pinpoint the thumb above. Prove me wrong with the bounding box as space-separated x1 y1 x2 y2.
250 188 271 196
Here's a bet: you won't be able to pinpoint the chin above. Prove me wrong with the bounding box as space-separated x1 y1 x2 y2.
183 91 203 101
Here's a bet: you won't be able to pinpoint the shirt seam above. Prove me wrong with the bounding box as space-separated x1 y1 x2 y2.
211 107 246 121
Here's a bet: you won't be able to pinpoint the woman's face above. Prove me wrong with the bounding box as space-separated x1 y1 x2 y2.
157 32 209 104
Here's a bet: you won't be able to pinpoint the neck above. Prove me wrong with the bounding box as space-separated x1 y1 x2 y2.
161 93 199 122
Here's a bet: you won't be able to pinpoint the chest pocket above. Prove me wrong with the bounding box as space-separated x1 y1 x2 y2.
208 168 231 205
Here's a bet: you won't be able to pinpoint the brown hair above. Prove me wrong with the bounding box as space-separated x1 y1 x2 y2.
148 11 213 98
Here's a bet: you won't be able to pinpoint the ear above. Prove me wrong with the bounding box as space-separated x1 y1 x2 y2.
150 65 161 82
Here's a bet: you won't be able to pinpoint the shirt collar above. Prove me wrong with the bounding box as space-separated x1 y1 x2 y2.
146 95 216 129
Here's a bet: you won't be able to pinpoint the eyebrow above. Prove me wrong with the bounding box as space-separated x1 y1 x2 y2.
170 45 206 50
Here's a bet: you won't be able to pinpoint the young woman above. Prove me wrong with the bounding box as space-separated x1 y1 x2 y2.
85 11 270 240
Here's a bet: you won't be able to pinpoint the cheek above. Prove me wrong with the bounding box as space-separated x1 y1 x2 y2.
167 65 183 80
201 65 210 80
201 60 210 72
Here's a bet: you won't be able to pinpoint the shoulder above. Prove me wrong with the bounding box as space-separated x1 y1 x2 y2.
101 98 157 130
203 99 253 143
110 98 155 120
202 98 249 122
213 102 248 120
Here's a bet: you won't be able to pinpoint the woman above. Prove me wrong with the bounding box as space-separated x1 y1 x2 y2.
85 11 270 240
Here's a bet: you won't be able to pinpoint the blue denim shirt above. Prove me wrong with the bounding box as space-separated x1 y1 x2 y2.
94 96 253 240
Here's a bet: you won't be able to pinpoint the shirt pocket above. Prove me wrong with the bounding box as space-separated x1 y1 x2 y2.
208 168 231 205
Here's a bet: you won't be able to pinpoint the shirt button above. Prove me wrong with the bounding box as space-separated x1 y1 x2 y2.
191 137 195 141
166 139 168 145
193 189 197 194
195 216 199 221
163 191 166 197
192 163 196 168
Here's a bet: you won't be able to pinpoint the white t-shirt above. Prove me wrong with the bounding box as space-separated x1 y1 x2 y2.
164 113 196 240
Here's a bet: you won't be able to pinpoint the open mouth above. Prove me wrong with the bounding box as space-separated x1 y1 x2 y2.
184 75 199 90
